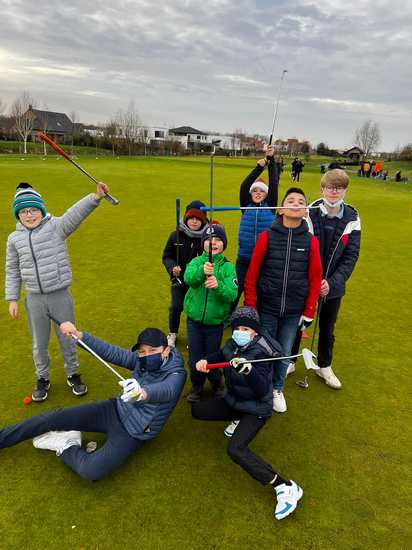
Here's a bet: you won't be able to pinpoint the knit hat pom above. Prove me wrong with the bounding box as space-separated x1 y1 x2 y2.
230 306 261 333
13 183 47 219
249 179 268 194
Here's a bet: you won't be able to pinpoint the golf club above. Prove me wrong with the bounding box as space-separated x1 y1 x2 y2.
206 348 319 370
47 314 126 381
268 69 288 146
36 132 119 205
172 197 183 286
200 204 328 213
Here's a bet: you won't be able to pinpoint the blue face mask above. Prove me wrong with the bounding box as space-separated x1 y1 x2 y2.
139 353 164 371
232 330 252 348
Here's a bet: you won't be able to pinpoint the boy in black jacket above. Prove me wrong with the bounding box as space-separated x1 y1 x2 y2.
289 169 361 389
162 201 207 347
192 307 303 521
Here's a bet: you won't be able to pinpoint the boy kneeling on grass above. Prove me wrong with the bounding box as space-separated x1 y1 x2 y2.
191 306 303 520
0 324 186 481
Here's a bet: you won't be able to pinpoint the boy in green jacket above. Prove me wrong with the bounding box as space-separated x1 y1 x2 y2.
184 223 238 402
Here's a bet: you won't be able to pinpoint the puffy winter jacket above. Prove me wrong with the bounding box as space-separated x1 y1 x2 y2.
184 252 238 325
207 332 282 417
306 200 361 299
5 194 100 301
81 333 186 441
237 161 278 260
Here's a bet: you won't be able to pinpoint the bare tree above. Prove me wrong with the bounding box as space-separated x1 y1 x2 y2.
70 111 78 154
116 101 142 155
38 104 50 155
11 92 36 154
104 118 119 156
354 120 381 156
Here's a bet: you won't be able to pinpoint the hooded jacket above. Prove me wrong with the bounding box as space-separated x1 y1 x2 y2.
184 252 238 325
81 333 186 441
207 331 282 417
5 194 100 301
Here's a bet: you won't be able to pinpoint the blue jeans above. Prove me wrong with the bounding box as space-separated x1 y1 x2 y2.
187 318 224 388
260 313 300 390
0 399 142 481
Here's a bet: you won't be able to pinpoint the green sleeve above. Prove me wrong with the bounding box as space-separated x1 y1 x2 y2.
215 262 238 303
184 257 205 288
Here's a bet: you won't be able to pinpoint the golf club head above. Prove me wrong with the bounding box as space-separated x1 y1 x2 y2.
296 376 309 389
302 348 320 370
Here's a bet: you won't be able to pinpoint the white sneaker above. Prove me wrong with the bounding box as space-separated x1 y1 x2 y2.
33 430 82 455
167 333 177 347
286 362 295 376
274 480 303 520
273 390 287 413
224 420 239 438
316 366 342 389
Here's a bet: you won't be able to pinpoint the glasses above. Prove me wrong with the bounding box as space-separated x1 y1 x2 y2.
19 207 41 216
323 185 346 192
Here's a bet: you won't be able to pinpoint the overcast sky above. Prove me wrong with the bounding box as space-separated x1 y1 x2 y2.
1 0 411 150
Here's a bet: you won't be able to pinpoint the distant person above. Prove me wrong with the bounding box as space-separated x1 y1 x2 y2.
292 159 304 182
244 187 322 413
0 324 186 481
289 169 361 389
395 170 401 182
184 223 238 402
234 144 279 309
162 200 208 347
192 307 303 521
5 181 110 402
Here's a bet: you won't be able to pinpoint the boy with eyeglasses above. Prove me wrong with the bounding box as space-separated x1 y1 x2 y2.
289 169 361 389
5 181 110 401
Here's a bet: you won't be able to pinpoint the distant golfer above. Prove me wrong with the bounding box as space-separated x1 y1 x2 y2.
0 324 186 481
5 182 109 401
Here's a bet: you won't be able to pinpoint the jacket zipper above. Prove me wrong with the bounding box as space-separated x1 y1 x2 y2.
29 230 44 294
201 289 209 323
280 229 292 316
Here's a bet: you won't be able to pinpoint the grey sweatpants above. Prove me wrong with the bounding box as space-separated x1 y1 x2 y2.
25 288 79 379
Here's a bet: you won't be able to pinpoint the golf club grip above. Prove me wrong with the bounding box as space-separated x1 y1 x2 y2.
37 132 71 161
207 362 230 369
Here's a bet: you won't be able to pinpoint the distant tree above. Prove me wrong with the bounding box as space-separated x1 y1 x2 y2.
300 141 310 154
11 92 36 154
399 143 412 161
316 142 329 155
354 120 381 156
233 128 246 156
116 101 142 155
38 104 50 155
104 118 119 156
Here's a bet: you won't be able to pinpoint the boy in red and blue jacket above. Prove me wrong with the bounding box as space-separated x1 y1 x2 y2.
244 188 322 413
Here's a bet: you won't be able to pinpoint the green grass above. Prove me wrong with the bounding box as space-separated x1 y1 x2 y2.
0 156 411 549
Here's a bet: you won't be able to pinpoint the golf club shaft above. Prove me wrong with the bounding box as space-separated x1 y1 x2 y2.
36 132 119 205
207 353 304 370
310 298 323 352
200 205 323 212
73 336 126 381
268 69 288 145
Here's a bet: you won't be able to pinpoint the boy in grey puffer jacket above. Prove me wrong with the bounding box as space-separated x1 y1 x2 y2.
5 181 110 401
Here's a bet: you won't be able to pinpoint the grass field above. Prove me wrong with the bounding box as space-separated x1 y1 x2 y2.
0 155 411 549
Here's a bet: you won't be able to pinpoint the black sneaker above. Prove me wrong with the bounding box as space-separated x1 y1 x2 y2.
32 378 50 402
67 374 88 396
212 382 226 399
185 386 203 403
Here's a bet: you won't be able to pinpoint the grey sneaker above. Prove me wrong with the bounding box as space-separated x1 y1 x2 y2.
32 378 50 402
33 430 82 455
67 374 88 396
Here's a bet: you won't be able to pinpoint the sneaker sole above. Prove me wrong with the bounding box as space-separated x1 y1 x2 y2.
67 379 88 396
31 392 48 402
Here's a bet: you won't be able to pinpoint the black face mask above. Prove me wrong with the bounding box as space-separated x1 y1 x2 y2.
139 353 163 371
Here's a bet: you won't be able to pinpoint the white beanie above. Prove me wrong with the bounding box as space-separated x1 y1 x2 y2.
249 179 268 194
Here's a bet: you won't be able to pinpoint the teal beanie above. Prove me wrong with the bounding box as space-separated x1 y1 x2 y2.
13 183 46 219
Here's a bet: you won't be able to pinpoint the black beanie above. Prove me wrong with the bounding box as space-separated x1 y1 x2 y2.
201 223 227 251
185 200 206 212
230 307 261 333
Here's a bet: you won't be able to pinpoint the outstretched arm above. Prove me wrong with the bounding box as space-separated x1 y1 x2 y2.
239 164 265 208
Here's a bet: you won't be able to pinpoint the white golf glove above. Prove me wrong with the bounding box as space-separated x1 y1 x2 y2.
298 315 313 331
119 378 145 403
230 357 253 375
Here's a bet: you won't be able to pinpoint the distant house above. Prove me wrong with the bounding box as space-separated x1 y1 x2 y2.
169 125 241 151
29 107 73 143
343 147 364 162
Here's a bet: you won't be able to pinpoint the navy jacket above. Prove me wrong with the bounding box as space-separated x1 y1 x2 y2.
81 333 186 440
306 200 361 299
207 332 282 417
